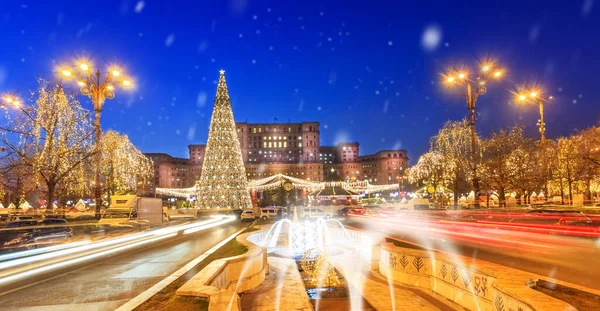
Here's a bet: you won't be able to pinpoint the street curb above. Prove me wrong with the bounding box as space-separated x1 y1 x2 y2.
114 225 249 311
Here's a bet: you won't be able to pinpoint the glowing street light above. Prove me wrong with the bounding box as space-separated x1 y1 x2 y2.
57 59 134 218
515 88 551 146
443 60 505 208
1 94 21 108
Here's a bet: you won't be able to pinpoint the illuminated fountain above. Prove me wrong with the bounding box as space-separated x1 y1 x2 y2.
260 207 354 256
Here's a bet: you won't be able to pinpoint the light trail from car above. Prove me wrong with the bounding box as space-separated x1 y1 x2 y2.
0 215 235 285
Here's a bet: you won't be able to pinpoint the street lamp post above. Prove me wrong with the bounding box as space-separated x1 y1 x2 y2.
517 90 552 199
59 61 133 218
445 64 503 208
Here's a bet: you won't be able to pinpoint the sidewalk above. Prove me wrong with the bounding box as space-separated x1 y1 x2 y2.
240 256 312 311
331 251 463 311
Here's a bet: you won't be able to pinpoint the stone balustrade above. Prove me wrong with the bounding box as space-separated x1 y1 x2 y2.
379 241 575 311
176 230 268 311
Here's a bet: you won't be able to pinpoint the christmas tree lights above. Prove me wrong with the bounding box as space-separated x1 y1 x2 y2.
196 71 252 210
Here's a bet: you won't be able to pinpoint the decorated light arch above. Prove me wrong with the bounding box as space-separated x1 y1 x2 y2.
155 173 406 207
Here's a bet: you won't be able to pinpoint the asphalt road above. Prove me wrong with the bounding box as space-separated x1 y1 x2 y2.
345 216 600 291
0 220 246 311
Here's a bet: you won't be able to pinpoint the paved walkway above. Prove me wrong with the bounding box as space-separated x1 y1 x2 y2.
240 256 312 311
331 251 463 311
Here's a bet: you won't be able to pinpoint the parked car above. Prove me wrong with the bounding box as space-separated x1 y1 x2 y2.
346 208 366 216
3 220 38 228
0 219 72 250
240 210 256 222
301 208 330 219
258 208 278 220
231 209 244 217
338 207 352 216
6 215 35 222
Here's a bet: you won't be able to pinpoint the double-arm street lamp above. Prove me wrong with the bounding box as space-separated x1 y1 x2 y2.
444 62 504 208
58 60 133 218
1 94 22 108
516 88 552 198
516 89 552 146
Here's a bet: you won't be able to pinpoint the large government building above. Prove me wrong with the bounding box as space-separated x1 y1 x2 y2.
145 121 408 190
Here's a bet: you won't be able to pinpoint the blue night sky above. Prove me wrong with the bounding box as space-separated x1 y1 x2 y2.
1 1 599 163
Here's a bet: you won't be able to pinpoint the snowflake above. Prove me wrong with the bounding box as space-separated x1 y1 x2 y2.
238 33 244 38
252 15 258 20
134 1 145 13
317 106 322 111
251 59 256 64
421 24 442 51
320 11 324 16
388 41 393 46
165 34 175 47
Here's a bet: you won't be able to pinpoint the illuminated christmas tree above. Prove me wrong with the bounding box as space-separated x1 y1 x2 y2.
196 70 252 210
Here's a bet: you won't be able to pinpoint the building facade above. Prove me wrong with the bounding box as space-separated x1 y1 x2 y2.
145 122 408 189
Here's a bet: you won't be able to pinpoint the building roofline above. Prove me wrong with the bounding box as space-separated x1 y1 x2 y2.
234 121 321 125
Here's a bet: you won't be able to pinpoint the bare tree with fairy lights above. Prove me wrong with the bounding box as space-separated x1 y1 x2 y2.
196 70 252 210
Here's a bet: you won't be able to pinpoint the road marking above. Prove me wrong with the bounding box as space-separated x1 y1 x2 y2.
114 225 249 311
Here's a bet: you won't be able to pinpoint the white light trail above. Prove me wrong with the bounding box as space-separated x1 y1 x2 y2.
0 233 177 286
0 216 233 277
